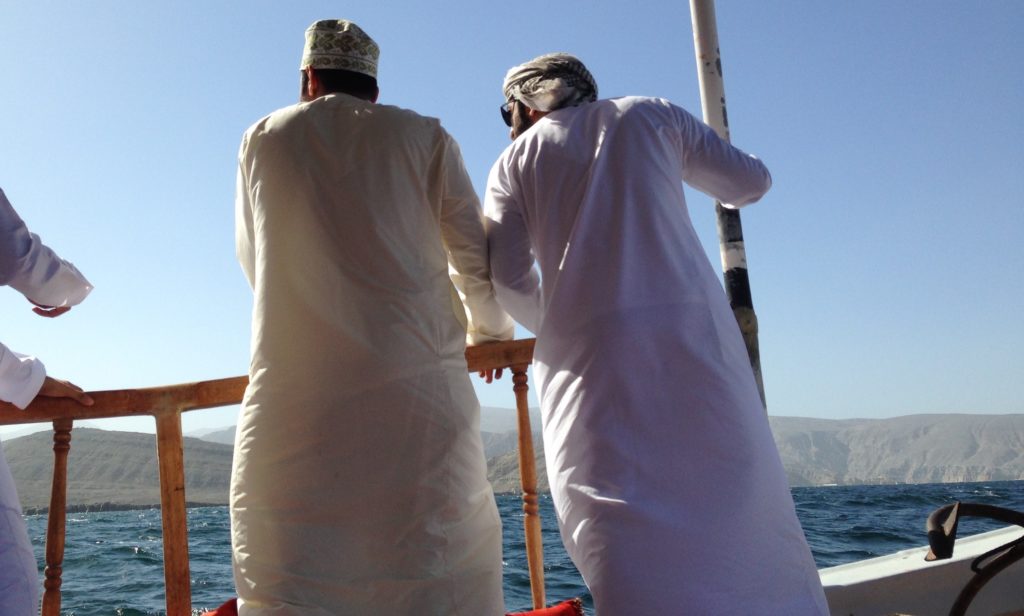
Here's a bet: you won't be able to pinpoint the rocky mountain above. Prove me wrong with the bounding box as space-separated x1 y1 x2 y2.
487 448 548 494
482 414 1024 491
192 426 236 446
6 414 1024 509
5 428 232 512
481 430 521 460
770 414 1024 486
480 405 543 435
181 406 541 450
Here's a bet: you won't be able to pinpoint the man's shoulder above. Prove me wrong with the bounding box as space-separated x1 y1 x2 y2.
373 102 443 130
542 97 679 126
605 95 677 112
241 99 442 144
588 97 695 127
241 103 304 141
245 95 435 124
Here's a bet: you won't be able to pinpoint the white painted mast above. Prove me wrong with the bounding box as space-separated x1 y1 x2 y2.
690 0 766 408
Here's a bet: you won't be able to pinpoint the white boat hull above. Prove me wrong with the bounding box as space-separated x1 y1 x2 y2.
821 526 1024 615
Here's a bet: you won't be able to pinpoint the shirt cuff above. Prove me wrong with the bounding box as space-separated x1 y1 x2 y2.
0 348 46 409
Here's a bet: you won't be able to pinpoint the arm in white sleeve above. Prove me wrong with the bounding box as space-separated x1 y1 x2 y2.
483 157 543 335
437 131 515 344
0 342 46 409
235 138 257 290
0 189 93 307
670 102 772 209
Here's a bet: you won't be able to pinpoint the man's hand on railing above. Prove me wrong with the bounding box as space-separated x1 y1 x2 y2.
36 376 94 406
478 368 505 384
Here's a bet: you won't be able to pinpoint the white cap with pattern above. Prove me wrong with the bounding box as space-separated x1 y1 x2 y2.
300 19 379 78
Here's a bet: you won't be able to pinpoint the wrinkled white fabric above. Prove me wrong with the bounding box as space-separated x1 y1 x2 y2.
233 93 513 615
1 186 92 616
0 347 45 411
485 97 829 614
1 441 38 616
0 189 93 309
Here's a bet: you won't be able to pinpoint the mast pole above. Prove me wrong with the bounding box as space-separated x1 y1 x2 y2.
689 0 766 409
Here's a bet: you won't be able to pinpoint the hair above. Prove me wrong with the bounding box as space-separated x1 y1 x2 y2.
513 99 535 135
301 68 379 101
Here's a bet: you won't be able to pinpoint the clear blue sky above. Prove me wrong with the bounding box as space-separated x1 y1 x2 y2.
1 1 1021 437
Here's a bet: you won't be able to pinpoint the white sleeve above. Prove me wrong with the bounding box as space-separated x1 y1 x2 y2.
0 188 93 307
235 139 257 290
0 342 46 409
437 132 515 344
483 156 543 335
670 103 772 209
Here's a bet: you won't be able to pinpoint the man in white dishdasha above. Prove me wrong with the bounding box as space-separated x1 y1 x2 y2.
484 53 829 614
232 20 513 615
1 187 94 616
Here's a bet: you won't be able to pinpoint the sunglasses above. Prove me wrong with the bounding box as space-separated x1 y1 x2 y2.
500 100 515 127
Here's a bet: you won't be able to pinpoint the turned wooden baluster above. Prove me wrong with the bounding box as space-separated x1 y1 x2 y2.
155 412 191 616
41 418 73 616
512 363 545 610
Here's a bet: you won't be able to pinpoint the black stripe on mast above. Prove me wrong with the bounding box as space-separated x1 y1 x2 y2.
691 0 766 409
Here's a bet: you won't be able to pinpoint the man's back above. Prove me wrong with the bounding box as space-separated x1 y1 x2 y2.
489 96 770 333
238 93 478 384
233 92 508 615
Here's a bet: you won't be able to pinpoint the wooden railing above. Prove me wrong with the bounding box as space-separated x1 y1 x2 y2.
0 338 543 614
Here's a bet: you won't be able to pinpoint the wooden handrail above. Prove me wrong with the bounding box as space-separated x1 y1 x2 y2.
0 338 543 614
0 376 249 426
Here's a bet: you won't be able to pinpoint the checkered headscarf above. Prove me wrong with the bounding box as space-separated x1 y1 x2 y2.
502 53 598 112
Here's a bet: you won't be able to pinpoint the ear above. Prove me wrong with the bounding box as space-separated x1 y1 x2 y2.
526 108 548 122
304 67 320 99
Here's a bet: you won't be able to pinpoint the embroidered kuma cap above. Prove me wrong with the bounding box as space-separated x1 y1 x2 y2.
300 19 380 78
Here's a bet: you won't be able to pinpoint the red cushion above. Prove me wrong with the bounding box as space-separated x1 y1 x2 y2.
199 598 237 616
507 598 584 616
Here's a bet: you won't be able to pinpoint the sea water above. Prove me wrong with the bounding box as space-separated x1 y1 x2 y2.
23 480 1024 615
